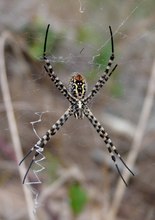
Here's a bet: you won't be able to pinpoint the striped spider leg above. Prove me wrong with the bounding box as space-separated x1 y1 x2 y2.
84 26 117 105
43 24 76 104
84 107 134 186
19 106 74 183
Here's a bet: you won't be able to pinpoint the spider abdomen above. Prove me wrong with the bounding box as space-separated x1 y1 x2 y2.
73 100 85 119
68 73 87 99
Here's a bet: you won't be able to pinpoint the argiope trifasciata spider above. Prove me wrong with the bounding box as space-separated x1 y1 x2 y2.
19 24 134 186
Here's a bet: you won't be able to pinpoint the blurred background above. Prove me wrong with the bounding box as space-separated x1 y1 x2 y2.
0 0 155 219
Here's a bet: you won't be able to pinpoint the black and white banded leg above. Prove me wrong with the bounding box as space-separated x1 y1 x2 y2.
84 107 134 186
84 64 117 104
43 24 75 104
84 26 117 104
19 106 73 183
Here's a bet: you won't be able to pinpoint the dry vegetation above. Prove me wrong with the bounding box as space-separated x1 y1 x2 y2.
0 0 155 220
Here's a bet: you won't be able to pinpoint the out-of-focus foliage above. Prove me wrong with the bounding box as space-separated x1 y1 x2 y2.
68 182 88 215
94 43 111 70
22 22 61 58
109 77 123 97
76 26 96 44
45 152 60 181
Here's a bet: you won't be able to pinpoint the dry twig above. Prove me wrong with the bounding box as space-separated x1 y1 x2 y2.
105 60 155 220
0 31 37 220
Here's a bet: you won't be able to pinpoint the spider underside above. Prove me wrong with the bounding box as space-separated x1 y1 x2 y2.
19 24 134 186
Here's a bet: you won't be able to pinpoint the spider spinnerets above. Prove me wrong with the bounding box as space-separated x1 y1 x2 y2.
19 24 134 186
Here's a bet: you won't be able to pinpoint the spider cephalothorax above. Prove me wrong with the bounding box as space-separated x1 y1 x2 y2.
19 24 134 186
68 73 87 99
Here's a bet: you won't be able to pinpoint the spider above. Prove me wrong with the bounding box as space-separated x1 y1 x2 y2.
19 24 134 186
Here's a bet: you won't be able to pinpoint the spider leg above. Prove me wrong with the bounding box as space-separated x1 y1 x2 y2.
20 106 73 184
84 26 117 104
84 107 134 186
43 24 75 104
85 64 117 104
19 147 34 166
22 157 36 184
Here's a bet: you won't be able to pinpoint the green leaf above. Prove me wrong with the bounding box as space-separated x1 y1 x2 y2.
22 22 60 58
94 43 111 70
68 182 88 215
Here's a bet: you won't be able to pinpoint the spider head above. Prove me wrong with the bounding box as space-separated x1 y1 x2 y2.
68 73 87 99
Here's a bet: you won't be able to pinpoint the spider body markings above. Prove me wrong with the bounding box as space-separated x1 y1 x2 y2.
69 73 87 119
19 24 134 186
